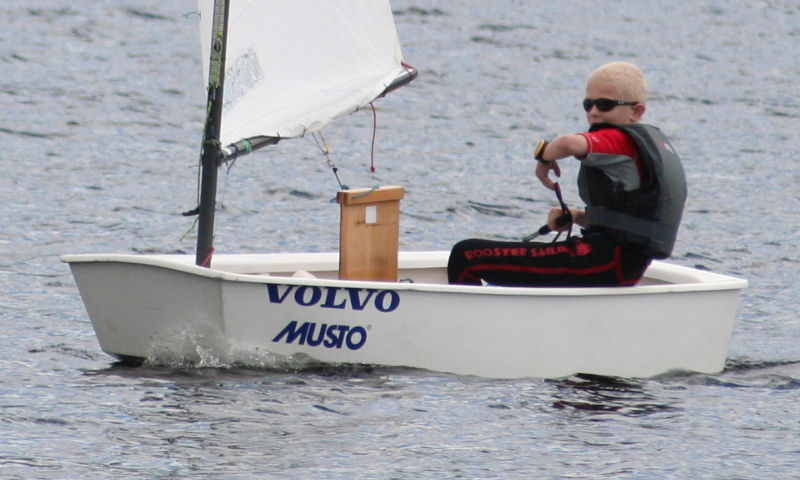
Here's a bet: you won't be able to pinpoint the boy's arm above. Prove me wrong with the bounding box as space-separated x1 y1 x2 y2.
535 134 589 190
542 134 590 159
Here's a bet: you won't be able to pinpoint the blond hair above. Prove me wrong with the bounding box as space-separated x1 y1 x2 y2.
587 61 647 103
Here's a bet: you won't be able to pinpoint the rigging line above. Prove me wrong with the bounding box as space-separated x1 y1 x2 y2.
304 131 347 191
195 148 203 206
180 215 199 242
554 182 574 240
370 102 377 172
182 154 223 242
303 131 327 154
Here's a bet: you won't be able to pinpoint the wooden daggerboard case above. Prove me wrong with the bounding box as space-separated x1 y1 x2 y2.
337 186 404 281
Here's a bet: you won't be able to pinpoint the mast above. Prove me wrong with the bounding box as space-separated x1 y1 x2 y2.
196 0 230 267
190 0 417 263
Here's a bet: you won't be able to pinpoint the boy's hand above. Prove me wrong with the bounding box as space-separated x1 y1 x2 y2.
547 207 586 230
535 158 561 191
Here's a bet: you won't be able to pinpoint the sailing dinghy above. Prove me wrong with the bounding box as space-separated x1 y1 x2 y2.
62 0 747 379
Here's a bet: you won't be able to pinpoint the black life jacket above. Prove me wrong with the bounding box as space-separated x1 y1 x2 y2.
577 123 687 259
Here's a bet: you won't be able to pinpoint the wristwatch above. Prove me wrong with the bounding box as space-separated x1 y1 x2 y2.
534 139 551 163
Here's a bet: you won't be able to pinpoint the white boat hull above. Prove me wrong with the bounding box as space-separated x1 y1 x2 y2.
62 251 746 379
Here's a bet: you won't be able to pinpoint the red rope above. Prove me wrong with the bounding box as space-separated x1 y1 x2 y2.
200 247 215 268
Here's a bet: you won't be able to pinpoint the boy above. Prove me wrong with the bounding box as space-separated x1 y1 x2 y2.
447 61 687 286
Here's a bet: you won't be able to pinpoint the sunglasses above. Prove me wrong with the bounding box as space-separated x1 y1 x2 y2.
583 98 638 112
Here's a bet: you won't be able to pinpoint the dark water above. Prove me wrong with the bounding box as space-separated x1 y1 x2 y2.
2 1 799 478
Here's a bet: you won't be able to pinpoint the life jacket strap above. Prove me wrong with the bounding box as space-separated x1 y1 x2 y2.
585 206 674 239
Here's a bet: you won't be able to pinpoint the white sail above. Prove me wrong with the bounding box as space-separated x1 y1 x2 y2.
198 0 413 147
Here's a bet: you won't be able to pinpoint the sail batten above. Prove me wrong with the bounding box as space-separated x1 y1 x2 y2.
198 0 415 148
